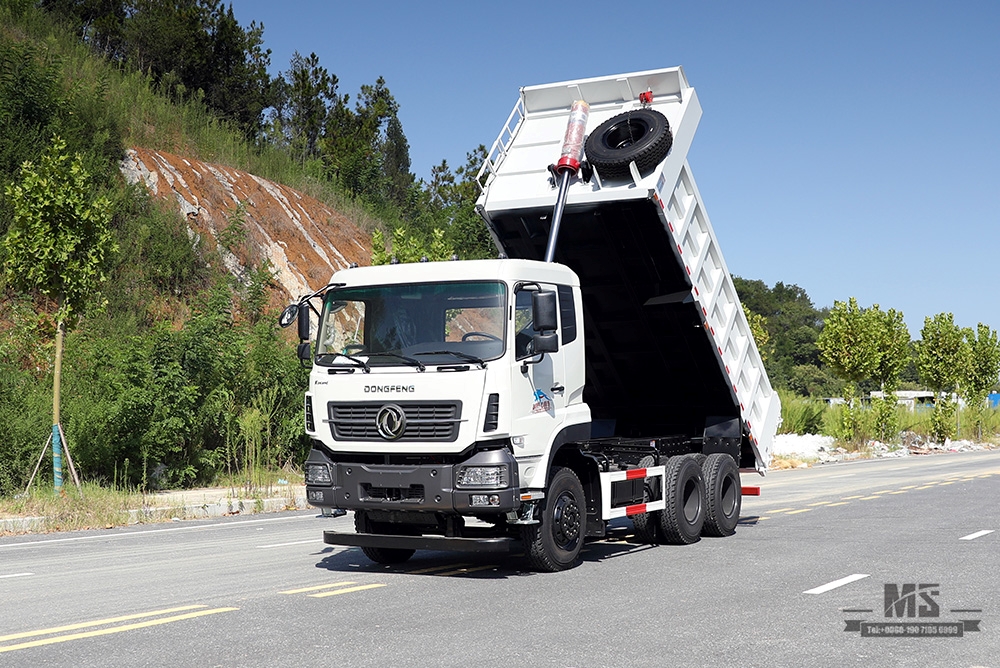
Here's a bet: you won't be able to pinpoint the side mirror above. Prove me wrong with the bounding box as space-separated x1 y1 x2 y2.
532 332 558 354
296 303 310 342
278 303 298 328
532 290 557 332
297 341 311 363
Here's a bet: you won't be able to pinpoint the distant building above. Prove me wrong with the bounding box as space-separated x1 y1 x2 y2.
870 390 957 411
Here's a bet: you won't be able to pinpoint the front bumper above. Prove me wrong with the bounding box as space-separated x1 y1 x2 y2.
305 446 520 514
323 531 515 553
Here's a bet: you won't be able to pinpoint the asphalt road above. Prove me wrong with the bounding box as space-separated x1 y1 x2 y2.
1 450 999 667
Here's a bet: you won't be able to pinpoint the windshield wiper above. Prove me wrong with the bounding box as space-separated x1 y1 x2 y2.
413 350 487 369
315 352 370 373
365 352 426 372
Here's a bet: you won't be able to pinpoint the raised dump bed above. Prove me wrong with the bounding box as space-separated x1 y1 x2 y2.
475 67 779 472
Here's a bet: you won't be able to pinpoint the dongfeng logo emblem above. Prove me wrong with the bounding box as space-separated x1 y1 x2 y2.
376 404 406 440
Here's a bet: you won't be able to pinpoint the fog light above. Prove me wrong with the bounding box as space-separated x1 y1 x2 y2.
456 466 508 488
308 490 325 502
471 494 501 507
305 463 332 484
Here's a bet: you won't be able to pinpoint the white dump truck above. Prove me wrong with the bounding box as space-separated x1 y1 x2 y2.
281 67 780 571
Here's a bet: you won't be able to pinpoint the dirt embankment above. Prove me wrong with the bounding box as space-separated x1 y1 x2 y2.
120 148 371 304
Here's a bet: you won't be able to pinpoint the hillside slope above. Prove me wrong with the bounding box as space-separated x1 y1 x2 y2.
120 147 371 302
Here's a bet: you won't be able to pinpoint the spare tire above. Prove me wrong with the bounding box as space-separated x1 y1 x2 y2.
585 108 672 180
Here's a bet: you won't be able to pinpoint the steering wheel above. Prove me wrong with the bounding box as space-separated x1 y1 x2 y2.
461 331 502 342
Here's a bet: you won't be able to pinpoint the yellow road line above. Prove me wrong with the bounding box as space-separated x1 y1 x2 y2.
888 491 908 495
434 564 498 577
309 584 386 598
939 481 956 485
808 501 832 506
874 490 894 494
859 495 881 500
915 485 936 490
0 608 237 653
826 502 850 507
785 509 812 515
405 563 470 575
899 485 917 490
766 507 795 514
279 581 356 595
841 495 864 500
0 605 207 643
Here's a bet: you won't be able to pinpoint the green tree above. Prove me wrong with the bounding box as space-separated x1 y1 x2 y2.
961 323 1000 440
743 303 771 364
277 51 337 162
868 307 911 442
371 227 453 265
817 297 880 441
733 277 827 392
916 313 968 443
421 145 495 260
1 136 116 492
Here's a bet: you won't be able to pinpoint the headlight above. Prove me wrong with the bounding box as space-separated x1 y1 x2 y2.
305 463 332 485
456 466 508 489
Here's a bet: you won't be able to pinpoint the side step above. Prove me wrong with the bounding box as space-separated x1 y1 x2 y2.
324 531 515 553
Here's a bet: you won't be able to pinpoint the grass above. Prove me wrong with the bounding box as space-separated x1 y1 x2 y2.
0 473 305 535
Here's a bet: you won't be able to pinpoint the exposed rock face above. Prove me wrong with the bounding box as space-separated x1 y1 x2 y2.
120 147 371 302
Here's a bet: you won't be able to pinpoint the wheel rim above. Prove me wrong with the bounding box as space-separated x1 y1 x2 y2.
551 490 581 550
682 477 702 524
603 118 650 150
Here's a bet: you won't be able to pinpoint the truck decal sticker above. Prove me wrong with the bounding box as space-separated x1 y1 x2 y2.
532 389 553 414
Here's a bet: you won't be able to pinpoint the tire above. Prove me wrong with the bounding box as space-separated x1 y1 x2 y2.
522 466 585 571
585 108 673 180
658 455 706 545
701 453 742 537
631 455 661 544
354 511 416 565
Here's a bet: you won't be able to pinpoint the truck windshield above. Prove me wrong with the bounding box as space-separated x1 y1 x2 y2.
315 281 508 368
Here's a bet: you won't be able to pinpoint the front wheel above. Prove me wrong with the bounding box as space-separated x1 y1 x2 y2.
522 466 585 571
354 511 416 565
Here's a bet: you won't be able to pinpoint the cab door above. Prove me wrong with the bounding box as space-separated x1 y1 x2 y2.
509 284 567 465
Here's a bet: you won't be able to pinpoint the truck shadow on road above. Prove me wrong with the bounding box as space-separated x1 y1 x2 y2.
310 523 712 579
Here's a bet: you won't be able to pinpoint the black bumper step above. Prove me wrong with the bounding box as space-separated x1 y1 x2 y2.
324 531 515 553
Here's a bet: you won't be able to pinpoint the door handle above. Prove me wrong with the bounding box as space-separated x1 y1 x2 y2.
551 384 565 394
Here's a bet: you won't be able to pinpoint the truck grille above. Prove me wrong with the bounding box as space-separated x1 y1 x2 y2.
327 401 462 442
361 483 425 503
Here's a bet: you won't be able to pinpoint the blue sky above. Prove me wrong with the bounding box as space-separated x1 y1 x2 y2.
231 1 1000 335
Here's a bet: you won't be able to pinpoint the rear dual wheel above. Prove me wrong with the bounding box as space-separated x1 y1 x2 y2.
659 456 706 544
702 453 742 537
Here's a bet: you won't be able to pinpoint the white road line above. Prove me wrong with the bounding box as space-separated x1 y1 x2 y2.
0 572 34 579
0 513 318 550
803 573 870 595
959 530 995 541
257 539 321 549
828 474 855 479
